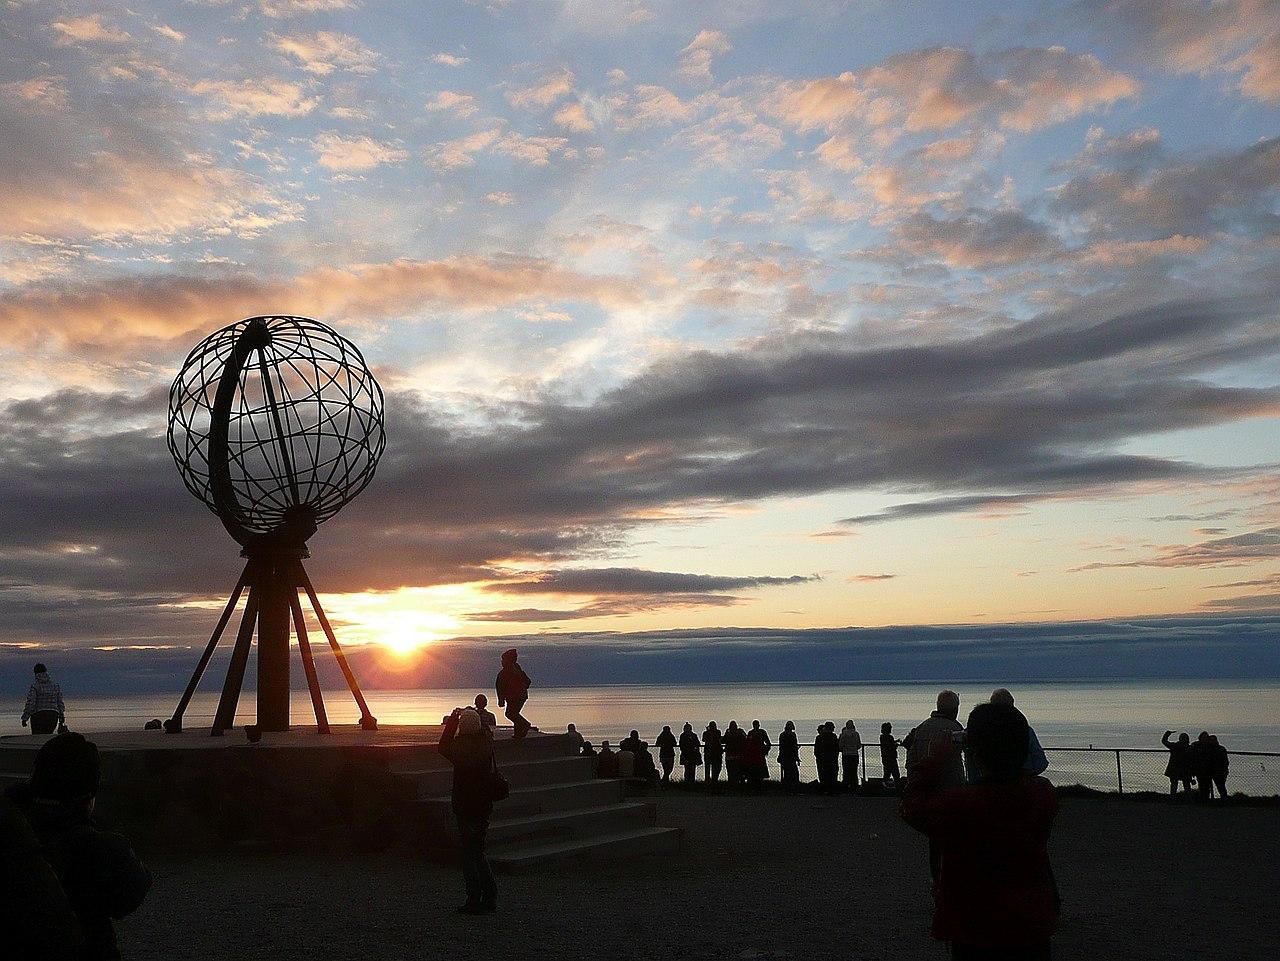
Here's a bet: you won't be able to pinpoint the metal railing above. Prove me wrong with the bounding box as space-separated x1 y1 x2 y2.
592 740 1280 797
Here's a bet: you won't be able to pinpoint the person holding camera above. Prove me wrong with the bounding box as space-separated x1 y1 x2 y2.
438 707 501 914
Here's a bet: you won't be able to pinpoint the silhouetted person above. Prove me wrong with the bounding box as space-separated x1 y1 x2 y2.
839 720 862 790
596 741 619 778
633 740 659 781
814 722 840 793
990 689 1048 776
473 694 496 731
678 723 701 784
564 723 584 755
1161 731 1193 795
880 722 902 789
724 721 746 784
8 732 151 960
22 664 65 736
746 720 772 785
1209 735 1229 799
1191 731 1214 801
495 648 531 739
438 707 498 914
778 721 800 789
656 726 677 782
580 740 597 758
904 690 965 881
901 702 1059 961
620 730 643 756
0 793 83 960
703 722 724 783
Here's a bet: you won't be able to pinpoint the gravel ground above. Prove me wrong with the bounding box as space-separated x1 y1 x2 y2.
118 792 1280 961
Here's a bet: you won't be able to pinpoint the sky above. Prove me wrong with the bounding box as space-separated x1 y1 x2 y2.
1 0 1279 688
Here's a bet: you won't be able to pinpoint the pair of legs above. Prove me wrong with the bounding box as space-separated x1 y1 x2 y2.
456 815 496 911
503 695 530 739
780 760 799 788
882 758 901 788
842 753 860 789
683 763 697 784
1168 776 1193 795
705 757 722 783
660 757 674 781
818 761 839 793
1212 775 1227 798
30 710 59 735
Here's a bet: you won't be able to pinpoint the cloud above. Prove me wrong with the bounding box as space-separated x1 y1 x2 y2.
892 209 1061 267
1074 526 1280 570
553 101 595 132
150 24 186 43
425 90 479 117
1097 0 1280 102
260 0 360 17
270 31 379 75
848 573 897 582
492 568 815 595
427 127 571 169
0 256 643 348
312 132 407 170
192 78 320 119
432 53 469 67
678 29 732 82
52 15 130 45
770 45 1135 138
506 67 574 110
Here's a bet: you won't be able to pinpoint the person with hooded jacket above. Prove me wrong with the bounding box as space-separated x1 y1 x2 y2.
678 723 702 784
495 648 531 739
7 732 150 961
655 726 677 782
778 721 800 789
438 707 498 913
702 722 724 784
839 720 862 791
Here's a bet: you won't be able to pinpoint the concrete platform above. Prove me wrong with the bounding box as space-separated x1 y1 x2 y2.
0 725 682 869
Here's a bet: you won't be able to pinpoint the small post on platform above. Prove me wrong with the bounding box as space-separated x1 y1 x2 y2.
1115 749 1124 793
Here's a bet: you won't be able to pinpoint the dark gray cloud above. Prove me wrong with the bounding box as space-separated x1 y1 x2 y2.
492 568 816 595
1073 526 1280 571
892 209 1061 267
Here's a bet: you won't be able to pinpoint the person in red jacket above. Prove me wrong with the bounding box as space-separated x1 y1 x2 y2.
901 702 1059 961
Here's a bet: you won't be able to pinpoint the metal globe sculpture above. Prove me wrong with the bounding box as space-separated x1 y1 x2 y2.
165 316 383 735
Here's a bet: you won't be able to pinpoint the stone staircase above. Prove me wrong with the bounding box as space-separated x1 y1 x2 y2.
396 735 682 872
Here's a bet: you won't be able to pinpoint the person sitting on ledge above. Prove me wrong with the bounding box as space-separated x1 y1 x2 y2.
21 663 65 736
7 731 152 961
901 702 1059 961
596 741 619 778
473 694 497 731
632 740 659 781
580 740 597 758
564 723 584 756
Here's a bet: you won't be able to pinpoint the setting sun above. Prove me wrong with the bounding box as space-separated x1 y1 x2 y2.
314 586 479 656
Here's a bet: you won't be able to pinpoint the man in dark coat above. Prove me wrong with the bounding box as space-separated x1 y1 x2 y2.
8 732 150 961
814 722 841 793
495 648 532 739
438 708 498 913
778 721 800 789
702 722 724 784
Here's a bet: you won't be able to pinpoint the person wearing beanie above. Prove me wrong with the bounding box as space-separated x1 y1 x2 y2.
438 707 498 914
8 732 151 961
495 648 532 739
21 663 66 736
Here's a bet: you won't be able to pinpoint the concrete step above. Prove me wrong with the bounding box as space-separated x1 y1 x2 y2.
382 732 567 773
489 825 684 873
487 800 656 848
401 755 597 797
414 778 625 820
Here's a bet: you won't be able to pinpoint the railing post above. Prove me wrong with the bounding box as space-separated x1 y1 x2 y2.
1115 749 1123 794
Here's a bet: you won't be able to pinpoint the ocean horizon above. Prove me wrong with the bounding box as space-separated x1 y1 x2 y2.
7 678 1279 752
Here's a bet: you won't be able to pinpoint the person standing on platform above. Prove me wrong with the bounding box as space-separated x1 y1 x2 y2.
900 703 1059 961
839 720 862 791
1161 730 1193 795
678 723 702 784
473 694 497 731
1191 732 1214 801
21 664 65 736
703 722 724 784
9 732 152 958
880 722 902 789
438 707 498 914
990 689 1048 776
778 721 800 789
904 690 965 881
747 720 772 784
815 722 841 793
724 721 746 784
495 648 531 739
656 725 677 782
1208 735 1229 799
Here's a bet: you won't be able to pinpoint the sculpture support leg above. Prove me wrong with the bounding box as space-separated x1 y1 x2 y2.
289 582 329 734
256 559 293 732
213 580 260 735
169 562 250 731
299 568 377 730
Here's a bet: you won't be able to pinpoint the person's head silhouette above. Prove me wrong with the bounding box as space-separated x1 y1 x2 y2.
567 723 577 733
630 730 639 739
936 690 960 720
34 662 48 676
1178 732 1189 745
474 693 488 709
752 720 761 730
990 688 1015 706
882 721 892 734
964 703 1029 784
683 722 693 732
785 720 795 731
31 732 100 810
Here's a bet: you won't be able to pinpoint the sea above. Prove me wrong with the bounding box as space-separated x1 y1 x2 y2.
4 679 1278 749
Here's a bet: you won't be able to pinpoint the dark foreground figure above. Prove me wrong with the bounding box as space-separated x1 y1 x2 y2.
495 648 532 739
439 707 499 914
901 702 1059 960
6 731 151 961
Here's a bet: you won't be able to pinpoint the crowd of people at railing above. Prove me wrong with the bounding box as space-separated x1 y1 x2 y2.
1160 729 1231 799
